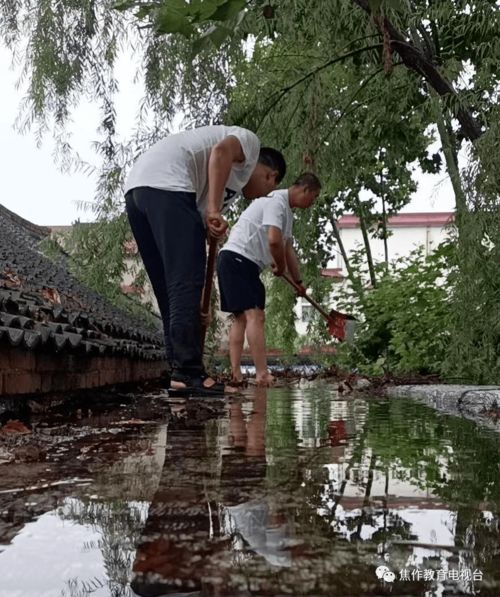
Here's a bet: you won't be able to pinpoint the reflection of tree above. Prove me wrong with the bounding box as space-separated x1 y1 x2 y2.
55 427 167 597
265 389 300 488
58 392 500 596
60 497 146 597
62 577 106 597
365 400 448 491
365 399 500 585
221 391 500 593
301 387 332 447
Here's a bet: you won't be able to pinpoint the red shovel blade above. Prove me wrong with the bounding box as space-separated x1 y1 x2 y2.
327 309 357 342
328 420 347 446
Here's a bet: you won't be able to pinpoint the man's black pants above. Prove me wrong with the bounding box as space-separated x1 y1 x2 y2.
125 186 206 377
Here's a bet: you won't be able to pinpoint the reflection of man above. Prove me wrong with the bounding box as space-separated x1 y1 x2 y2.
224 498 293 568
130 389 278 596
222 389 293 568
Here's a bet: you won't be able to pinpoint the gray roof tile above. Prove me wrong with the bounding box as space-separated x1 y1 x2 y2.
0 204 164 361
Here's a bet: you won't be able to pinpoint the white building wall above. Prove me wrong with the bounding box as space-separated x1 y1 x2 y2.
335 224 451 273
295 217 453 337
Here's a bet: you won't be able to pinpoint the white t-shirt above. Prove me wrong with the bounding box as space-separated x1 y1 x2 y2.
124 125 260 218
221 189 293 270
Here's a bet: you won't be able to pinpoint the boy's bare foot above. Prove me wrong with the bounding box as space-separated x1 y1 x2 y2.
255 373 274 387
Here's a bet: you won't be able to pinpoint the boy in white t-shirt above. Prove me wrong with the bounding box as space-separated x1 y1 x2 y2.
217 173 321 386
124 125 286 396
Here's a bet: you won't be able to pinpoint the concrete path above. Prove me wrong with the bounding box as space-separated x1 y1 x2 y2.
387 384 500 431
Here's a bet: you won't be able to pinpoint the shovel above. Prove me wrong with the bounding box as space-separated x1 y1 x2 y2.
201 237 218 352
282 273 356 342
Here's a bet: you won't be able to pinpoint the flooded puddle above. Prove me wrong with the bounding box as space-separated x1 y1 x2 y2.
0 385 499 596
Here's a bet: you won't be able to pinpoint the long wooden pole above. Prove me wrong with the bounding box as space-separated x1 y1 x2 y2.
282 272 332 322
201 237 218 352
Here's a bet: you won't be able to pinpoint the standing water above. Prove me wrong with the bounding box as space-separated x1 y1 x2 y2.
0 385 499 596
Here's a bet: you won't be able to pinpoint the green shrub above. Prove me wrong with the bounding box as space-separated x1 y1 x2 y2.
338 243 454 377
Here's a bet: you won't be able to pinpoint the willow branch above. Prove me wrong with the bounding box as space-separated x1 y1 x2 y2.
254 43 383 130
352 0 482 141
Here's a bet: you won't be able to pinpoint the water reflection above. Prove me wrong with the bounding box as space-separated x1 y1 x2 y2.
0 388 499 596
129 389 500 596
0 420 168 597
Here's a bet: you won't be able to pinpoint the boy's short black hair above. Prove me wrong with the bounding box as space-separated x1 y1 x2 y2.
293 172 322 191
258 147 287 183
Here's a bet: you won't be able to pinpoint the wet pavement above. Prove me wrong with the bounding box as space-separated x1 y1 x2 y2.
0 384 499 597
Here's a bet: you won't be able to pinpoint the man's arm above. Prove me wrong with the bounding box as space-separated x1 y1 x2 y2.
285 239 306 296
285 239 301 282
268 226 286 276
206 136 245 238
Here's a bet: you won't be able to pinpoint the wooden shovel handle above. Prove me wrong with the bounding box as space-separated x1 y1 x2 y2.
282 272 332 322
201 237 218 352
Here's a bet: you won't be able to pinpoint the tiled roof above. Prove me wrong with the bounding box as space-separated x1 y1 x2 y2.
0 204 164 360
320 268 344 279
337 212 454 229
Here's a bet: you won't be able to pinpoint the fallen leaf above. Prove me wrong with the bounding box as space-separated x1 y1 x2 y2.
41 287 62 304
0 420 31 435
1 267 22 288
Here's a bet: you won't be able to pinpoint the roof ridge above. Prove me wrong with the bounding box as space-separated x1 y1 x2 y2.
0 203 51 239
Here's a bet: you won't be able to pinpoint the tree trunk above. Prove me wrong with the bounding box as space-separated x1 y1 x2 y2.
381 177 389 268
357 200 377 288
434 98 467 228
331 216 364 301
352 0 483 141
406 22 467 234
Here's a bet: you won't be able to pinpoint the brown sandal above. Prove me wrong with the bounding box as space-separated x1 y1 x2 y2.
169 372 240 397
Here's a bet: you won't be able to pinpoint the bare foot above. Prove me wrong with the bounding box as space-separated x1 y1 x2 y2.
231 369 243 383
223 385 240 394
255 373 274 387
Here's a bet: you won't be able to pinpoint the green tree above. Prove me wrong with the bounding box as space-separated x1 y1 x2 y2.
1 0 499 378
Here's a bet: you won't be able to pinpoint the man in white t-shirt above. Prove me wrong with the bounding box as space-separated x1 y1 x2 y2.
124 125 286 396
217 173 321 386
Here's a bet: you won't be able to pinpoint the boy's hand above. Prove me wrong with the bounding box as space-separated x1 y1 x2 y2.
206 211 228 238
271 262 285 277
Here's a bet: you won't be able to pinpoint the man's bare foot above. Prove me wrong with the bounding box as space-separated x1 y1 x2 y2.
230 374 247 388
223 384 240 394
255 373 274 387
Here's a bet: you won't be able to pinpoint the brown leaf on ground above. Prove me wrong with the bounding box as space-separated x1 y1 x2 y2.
0 420 31 435
41 287 62 304
483 408 500 421
1 267 22 288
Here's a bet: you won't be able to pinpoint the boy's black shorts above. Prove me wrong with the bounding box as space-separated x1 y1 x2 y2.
217 250 265 314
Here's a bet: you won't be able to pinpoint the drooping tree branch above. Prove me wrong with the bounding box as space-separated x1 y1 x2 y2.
253 43 383 130
352 0 483 141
